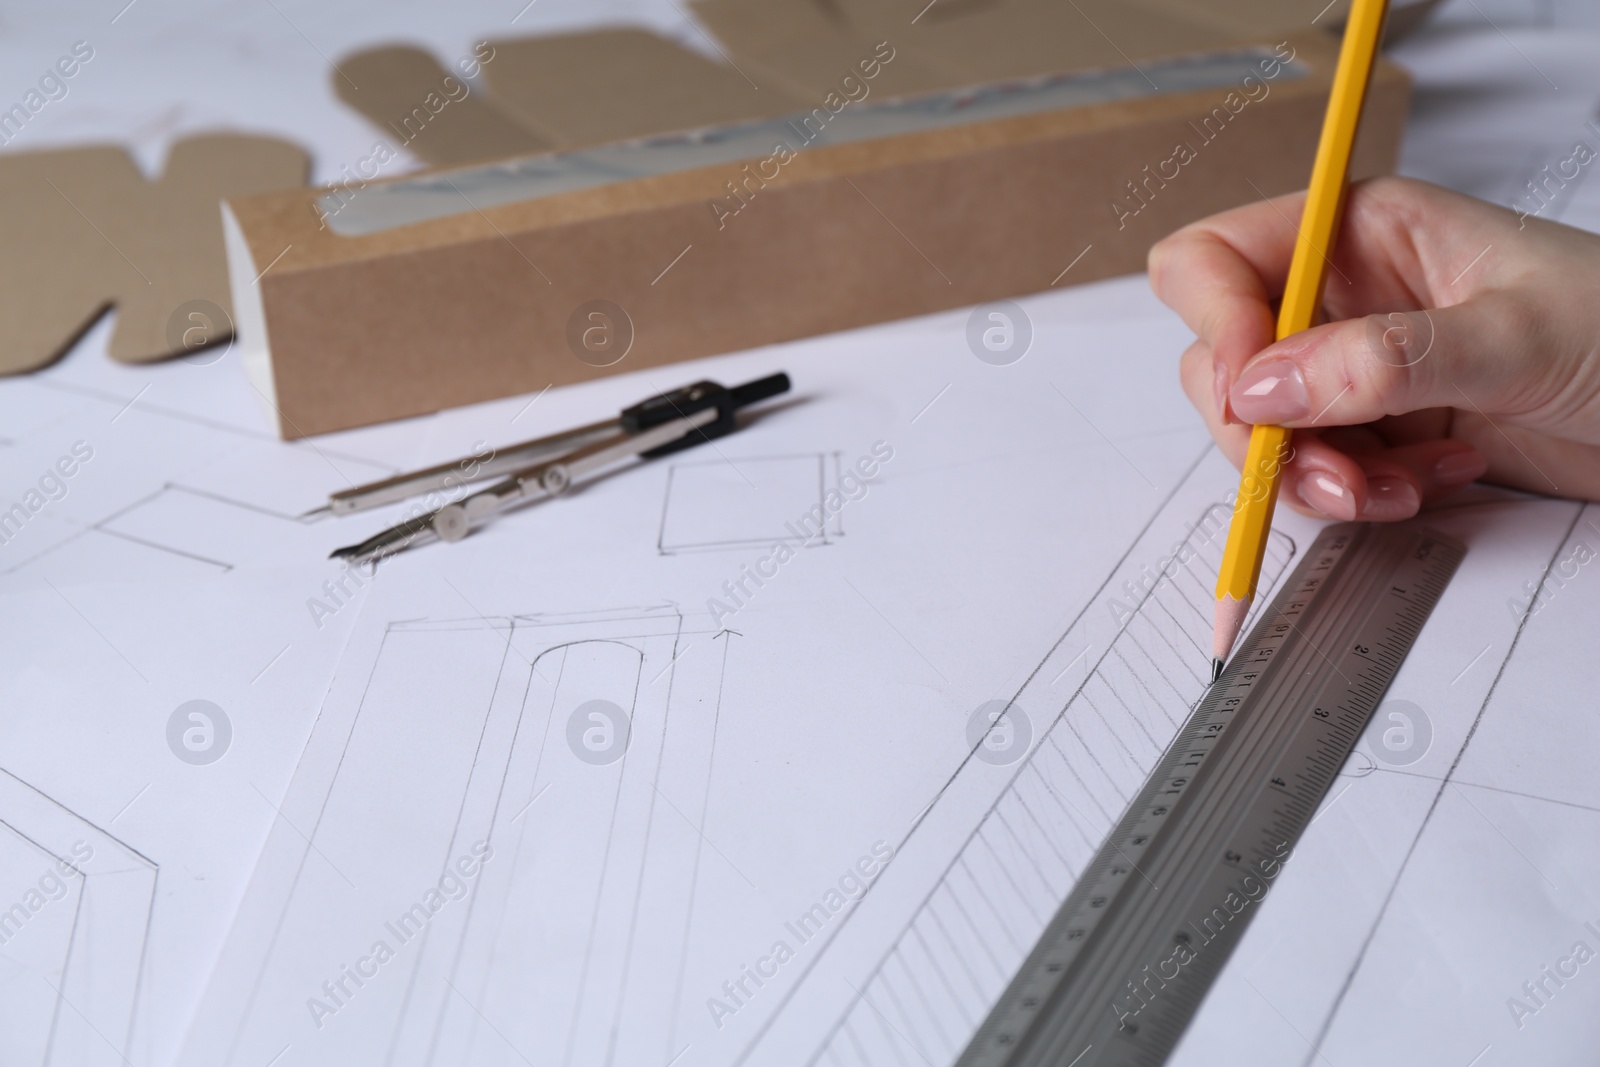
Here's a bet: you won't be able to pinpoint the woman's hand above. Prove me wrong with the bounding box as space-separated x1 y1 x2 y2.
1149 176 1600 520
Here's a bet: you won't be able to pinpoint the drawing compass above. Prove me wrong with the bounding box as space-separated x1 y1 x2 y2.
319 373 790 564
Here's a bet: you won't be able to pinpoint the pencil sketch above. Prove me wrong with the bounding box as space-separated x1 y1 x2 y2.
657 453 846 555
177 440 1600 1067
0 375 394 588
0 767 157 1067
185 605 737 1066
746 507 1295 1066
2 483 317 580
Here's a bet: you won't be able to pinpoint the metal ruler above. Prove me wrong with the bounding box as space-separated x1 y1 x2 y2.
955 522 1464 1067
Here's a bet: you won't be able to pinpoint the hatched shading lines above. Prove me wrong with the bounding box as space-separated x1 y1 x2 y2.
909 921 979 1027
950 857 1025 956
1105 642 1182 734
882 949 948 1057
808 517 1294 1065
1005 778 1079 889
933 881 1010 986
971 830 1047 931
842 1021 874 1066
1047 728 1121 824
988 803 1063 916
862 983 914 1067
1021 756 1097 857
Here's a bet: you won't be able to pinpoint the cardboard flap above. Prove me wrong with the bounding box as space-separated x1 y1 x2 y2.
329 2 1435 164
108 135 307 363
0 146 128 374
1133 0 1347 34
334 44 553 165
695 0 1252 99
0 134 306 374
690 0 965 98
479 28 807 148
893 0 1249 83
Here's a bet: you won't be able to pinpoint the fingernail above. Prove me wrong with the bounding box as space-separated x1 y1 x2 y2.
1295 470 1359 521
1213 359 1234 425
1230 357 1309 424
1433 450 1488 486
1362 475 1421 521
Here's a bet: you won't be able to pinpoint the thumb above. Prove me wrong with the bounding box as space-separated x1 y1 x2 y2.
1225 294 1534 428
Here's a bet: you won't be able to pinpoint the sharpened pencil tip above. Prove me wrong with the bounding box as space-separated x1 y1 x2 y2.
1212 658 1224 683
1212 594 1251 668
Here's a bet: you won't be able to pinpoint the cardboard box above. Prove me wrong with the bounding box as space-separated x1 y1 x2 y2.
226 25 1410 438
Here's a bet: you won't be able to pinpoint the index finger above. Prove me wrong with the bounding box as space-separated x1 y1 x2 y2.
1147 191 1308 375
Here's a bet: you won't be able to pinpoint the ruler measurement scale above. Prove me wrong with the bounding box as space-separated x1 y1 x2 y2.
958 523 1464 1067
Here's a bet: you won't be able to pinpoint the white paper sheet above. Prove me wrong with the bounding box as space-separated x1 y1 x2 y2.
0 566 368 1067
3 3 1600 1066
179 421 1600 1067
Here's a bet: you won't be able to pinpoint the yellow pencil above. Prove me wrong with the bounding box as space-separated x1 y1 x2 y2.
1211 0 1390 679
